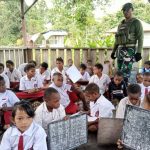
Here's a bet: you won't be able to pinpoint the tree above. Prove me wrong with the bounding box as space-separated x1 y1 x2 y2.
0 1 21 45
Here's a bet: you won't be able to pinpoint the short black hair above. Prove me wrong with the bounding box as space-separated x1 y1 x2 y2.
114 71 124 77
56 57 64 63
94 63 103 71
6 60 14 66
80 63 87 70
136 73 142 76
40 62 48 70
24 63 35 72
29 60 37 66
85 83 99 94
144 61 150 65
127 84 141 94
143 72 150 77
12 101 35 119
0 76 5 82
0 63 4 69
53 72 63 77
44 87 59 99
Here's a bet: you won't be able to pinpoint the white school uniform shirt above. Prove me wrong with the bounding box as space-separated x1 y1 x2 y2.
36 69 50 83
49 83 71 108
19 75 43 91
89 74 111 94
116 97 141 119
51 67 67 83
81 71 90 81
90 95 114 119
18 63 28 76
0 121 47 150
0 72 10 88
0 90 20 107
5 68 22 82
140 83 150 102
34 102 66 133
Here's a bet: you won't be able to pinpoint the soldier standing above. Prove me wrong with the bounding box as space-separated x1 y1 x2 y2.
111 3 143 79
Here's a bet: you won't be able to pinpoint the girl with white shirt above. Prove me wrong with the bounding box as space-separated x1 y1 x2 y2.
0 100 47 150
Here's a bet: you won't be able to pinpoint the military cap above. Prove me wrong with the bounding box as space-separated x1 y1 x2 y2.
122 3 134 11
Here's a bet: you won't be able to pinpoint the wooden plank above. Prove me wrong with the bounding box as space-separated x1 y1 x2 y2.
74 49 80 67
48 49 51 69
51 49 57 69
66 49 72 65
32 49 36 61
64 49 67 66
82 48 88 64
90 49 96 65
40 49 43 63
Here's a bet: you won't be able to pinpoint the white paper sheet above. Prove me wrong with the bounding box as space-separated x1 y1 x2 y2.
66 65 82 83
88 116 98 122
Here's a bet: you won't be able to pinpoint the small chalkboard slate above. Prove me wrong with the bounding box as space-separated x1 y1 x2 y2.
122 105 150 150
47 113 87 150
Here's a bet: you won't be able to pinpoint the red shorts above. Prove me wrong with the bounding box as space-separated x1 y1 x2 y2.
16 90 44 100
0 111 12 126
65 91 79 114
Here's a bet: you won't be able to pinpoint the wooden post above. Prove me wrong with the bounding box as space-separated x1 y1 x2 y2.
21 0 27 46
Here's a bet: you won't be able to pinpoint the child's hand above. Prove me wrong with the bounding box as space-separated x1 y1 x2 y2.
27 88 39 93
1 107 7 111
63 116 69 121
81 110 90 115
117 139 124 149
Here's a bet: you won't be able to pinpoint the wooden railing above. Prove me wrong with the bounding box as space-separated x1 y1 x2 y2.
0 47 150 69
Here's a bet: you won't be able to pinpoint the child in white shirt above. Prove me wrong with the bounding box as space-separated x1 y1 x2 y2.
140 72 150 102
0 100 47 150
5 60 22 82
36 62 50 86
19 63 43 93
34 87 66 133
50 72 88 114
0 76 20 128
84 83 114 132
117 92 150 149
89 63 111 95
79 63 90 81
0 63 10 88
51 57 67 83
116 84 141 119
18 63 28 76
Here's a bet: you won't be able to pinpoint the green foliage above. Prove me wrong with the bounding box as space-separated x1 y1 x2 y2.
0 1 21 45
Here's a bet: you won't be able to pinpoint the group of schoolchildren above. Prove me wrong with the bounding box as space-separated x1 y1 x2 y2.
0 57 149 149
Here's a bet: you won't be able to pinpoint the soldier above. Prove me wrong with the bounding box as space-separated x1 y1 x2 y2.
111 3 143 79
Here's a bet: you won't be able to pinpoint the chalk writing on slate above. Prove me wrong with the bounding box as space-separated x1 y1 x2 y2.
47 113 87 150
122 105 150 150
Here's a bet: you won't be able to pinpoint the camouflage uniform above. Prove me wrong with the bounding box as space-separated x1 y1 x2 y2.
111 3 143 78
